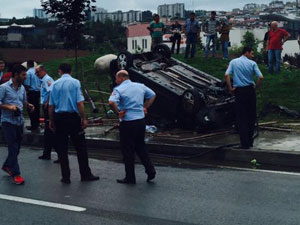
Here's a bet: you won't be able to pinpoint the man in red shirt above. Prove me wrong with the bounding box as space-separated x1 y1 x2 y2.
266 21 290 74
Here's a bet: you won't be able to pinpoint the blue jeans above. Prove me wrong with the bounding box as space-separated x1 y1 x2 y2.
205 34 216 57
2 122 23 176
222 41 229 59
185 34 197 58
268 49 282 73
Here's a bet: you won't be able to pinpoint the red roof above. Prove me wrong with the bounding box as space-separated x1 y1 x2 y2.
127 23 150 38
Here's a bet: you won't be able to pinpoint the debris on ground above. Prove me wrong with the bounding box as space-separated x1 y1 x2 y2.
260 103 300 118
146 125 158 134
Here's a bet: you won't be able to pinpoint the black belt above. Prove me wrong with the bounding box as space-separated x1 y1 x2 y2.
235 85 254 90
55 112 78 116
120 118 144 124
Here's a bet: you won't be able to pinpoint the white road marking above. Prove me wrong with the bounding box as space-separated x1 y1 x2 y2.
218 165 300 176
0 194 86 212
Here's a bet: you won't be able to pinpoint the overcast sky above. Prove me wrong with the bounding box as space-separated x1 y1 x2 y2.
0 0 291 19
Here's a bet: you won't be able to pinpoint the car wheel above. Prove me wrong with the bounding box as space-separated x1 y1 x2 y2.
153 44 171 59
181 88 205 115
117 51 133 70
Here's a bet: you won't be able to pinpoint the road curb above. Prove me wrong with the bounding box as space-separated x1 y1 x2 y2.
1 132 300 168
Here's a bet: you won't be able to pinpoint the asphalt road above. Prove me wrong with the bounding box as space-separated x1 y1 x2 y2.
0 146 300 225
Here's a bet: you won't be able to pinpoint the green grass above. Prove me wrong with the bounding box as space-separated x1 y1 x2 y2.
42 50 300 121
174 51 300 121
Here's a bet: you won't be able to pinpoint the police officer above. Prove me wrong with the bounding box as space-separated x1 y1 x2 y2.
36 65 59 163
108 70 156 184
24 60 41 131
225 47 264 149
49 63 99 184
0 64 34 184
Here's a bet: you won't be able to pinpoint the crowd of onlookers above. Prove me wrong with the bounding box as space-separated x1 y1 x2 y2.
147 11 300 74
147 11 232 60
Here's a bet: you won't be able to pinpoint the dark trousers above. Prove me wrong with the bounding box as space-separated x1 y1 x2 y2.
2 122 23 176
235 86 257 148
54 113 92 179
171 35 181 54
119 119 155 181
27 91 40 128
185 34 197 59
42 107 58 158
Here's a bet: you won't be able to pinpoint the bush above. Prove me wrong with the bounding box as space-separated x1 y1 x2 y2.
241 31 259 52
230 31 263 63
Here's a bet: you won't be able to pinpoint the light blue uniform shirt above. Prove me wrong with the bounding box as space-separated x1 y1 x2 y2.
225 55 263 87
49 74 84 113
24 67 41 91
0 79 27 125
109 80 156 121
40 74 54 105
184 19 200 35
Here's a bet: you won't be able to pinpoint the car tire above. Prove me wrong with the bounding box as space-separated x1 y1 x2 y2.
153 44 171 59
181 88 205 115
117 51 133 70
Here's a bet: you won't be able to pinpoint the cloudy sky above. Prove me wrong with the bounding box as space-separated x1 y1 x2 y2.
0 0 291 18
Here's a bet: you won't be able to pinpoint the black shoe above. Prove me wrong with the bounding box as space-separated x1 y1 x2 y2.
147 172 156 182
53 159 60 164
38 155 51 160
116 178 136 184
26 126 39 131
233 145 250 150
81 175 99 182
60 178 71 184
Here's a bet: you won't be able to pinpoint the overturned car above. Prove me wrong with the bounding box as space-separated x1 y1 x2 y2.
110 44 235 131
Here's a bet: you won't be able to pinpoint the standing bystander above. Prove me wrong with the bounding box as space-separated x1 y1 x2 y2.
203 11 220 58
108 70 156 184
170 17 182 54
24 60 41 130
0 60 5 81
225 47 264 149
263 23 271 65
49 63 99 184
36 65 59 163
148 14 165 50
0 65 12 84
0 64 34 184
184 12 200 59
219 19 231 59
265 21 290 74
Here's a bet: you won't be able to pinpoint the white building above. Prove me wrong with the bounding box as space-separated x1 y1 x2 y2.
243 3 259 11
91 7 107 21
94 10 142 23
157 3 185 18
0 23 35 42
269 1 285 9
127 23 151 53
33 8 47 19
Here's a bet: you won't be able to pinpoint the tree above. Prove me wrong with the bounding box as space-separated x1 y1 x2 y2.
41 0 96 75
241 31 259 52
